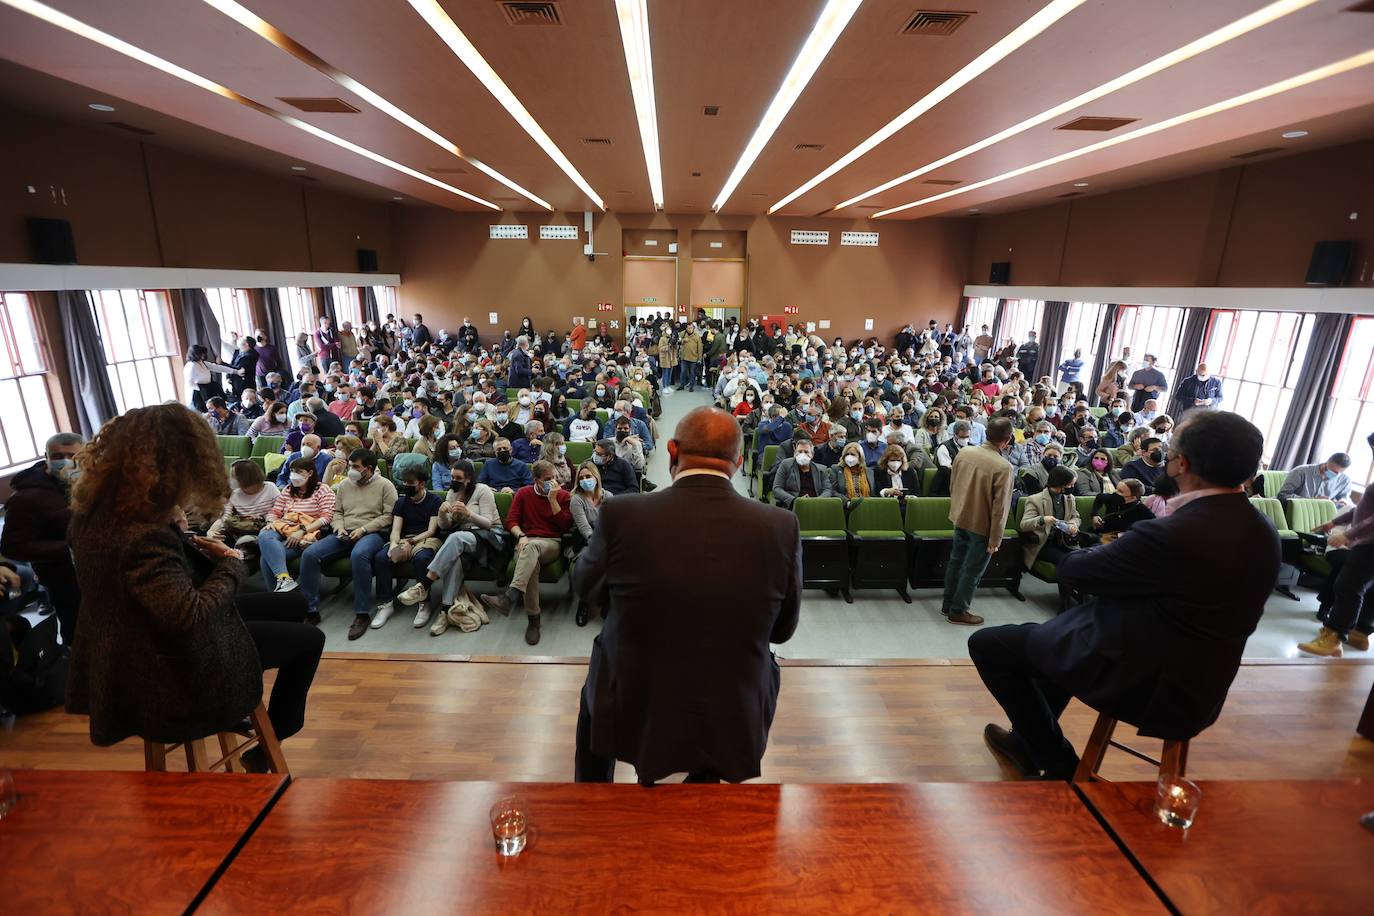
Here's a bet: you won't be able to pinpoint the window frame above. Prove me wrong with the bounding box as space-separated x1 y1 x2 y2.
277 287 318 374
204 287 255 360
1201 308 1313 459
90 288 180 414
0 291 59 474
1320 315 1374 487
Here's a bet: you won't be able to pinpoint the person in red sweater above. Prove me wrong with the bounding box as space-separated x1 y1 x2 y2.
481 460 572 645
570 317 587 354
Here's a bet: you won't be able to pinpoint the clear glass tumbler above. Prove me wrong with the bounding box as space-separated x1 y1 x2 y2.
489 796 528 856
1154 775 1201 829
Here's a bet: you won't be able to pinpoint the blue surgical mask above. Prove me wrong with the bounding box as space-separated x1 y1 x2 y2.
1034 433 1051 446
578 477 597 492
47 458 72 476
1323 468 1338 481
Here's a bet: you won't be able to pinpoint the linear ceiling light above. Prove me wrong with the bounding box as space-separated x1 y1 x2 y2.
872 48 1374 218
406 0 604 210
614 0 663 209
1 0 500 209
768 0 1086 214
833 0 1319 210
199 0 551 209
712 0 863 212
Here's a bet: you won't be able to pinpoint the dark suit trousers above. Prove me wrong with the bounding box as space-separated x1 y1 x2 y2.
235 592 324 741
574 689 723 784
968 623 1079 777
33 558 80 646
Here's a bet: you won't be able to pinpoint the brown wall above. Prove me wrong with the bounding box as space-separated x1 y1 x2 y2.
0 106 396 272
393 209 972 344
968 139 1374 288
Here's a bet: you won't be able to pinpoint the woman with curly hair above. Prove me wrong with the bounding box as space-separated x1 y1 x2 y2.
66 404 323 770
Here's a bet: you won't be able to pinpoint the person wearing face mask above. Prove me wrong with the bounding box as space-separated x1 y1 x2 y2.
480 460 573 645
679 323 703 392
1114 427 1152 471
590 439 638 496
912 409 945 454
834 442 873 506
874 445 919 500
1087 478 1154 542
427 434 465 490
879 408 914 448
208 459 282 549
1070 426 1102 470
1073 448 1121 497
936 420 975 470
1018 464 1082 608
942 417 1015 627
1019 444 1065 497
238 388 265 421
258 458 336 599
204 396 248 436
247 398 291 442
771 439 835 509
457 318 479 354
477 437 534 494
1126 353 1169 413
368 466 444 631
601 400 655 452
815 425 848 468
1277 453 1353 509
276 433 330 488
1121 436 1167 493
282 412 318 456
510 420 544 464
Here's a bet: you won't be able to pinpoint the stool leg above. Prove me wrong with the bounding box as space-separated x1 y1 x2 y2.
1073 714 1117 783
184 738 210 772
144 742 168 772
218 733 242 773
249 702 289 776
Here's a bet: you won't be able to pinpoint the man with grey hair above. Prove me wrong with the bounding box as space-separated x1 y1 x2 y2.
2 432 84 640
508 333 532 389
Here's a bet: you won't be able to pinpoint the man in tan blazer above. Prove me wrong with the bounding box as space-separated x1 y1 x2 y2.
1019 464 1082 611
943 417 1014 625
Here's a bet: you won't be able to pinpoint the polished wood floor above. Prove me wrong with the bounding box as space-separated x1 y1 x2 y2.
3 658 1371 782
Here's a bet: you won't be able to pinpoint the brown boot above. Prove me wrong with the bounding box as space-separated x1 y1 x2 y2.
524 615 541 646
1297 627 1343 658
947 610 985 626
480 592 512 616
1345 630 1370 652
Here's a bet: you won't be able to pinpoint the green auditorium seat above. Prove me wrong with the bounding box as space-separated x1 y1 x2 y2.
217 435 251 459
1251 497 1296 539
1286 497 1338 579
566 398 581 415
1260 469 1288 499
905 496 1023 599
223 456 238 474
564 441 594 467
1088 406 1107 419
921 467 936 496
793 497 851 602
252 435 285 457
846 497 910 602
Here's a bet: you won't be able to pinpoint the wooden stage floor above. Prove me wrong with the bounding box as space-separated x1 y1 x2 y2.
3 656 1371 783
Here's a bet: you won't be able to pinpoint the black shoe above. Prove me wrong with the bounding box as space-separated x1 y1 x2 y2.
305 611 322 627
1276 586 1300 601
575 605 589 627
983 724 1039 778
240 745 270 773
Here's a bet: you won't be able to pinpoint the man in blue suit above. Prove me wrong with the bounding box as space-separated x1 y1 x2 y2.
507 334 532 390
970 410 1279 779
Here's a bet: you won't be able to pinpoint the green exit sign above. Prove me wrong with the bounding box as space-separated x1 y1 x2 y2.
641 296 657 303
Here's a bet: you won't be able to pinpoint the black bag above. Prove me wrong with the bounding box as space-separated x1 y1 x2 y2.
1 615 70 715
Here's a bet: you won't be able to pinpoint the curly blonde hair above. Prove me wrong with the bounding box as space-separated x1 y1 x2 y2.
71 403 228 521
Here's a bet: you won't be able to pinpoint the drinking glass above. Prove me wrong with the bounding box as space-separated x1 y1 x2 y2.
1154 775 1201 829
489 796 528 856
0 769 16 819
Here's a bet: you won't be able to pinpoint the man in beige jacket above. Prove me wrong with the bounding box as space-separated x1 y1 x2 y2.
943 417 1014 625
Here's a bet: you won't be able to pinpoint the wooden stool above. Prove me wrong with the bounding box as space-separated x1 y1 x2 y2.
1072 711 1188 783
143 702 288 775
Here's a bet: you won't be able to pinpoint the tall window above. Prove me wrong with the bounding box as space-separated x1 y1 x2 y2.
1061 302 1106 383
999 299 1043 346
331 286 363 328
1202 309 1313 456
204 287 254 358
277 287 316 373
1112 305 1187 377
92 289 179 413
372 285 397 321
962 296 998 336
1320 316 1374 486
0 292 58 474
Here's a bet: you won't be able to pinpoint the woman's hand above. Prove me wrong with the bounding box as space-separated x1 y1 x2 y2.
285 532 304 549
191 535 241 560
0 566 22 592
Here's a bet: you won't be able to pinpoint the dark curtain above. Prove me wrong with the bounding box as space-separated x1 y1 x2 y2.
1033 300 1070 385
260 288 290 364
990 298 1008 348
1087 304 1119 405
1165 308 1212 418
57 290 119 437
1271 312 1354 469
317 287 337 326
179 288 226 361
361 285 380 326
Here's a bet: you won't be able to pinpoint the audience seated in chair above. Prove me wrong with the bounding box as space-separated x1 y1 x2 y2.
481 460 573 646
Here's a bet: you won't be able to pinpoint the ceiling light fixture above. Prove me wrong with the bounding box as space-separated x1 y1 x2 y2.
200 0 551 210
406 0 603 209
613 0 663 209
1281 129 1309 138
87 102 115 111
872 48 1374 218
3 0 500 210
1073 181 1089 187
392 196 404 200
769 0 1087 214
711 0 862 212
290 165 308 171
968 208 980 212
831 0 1320 211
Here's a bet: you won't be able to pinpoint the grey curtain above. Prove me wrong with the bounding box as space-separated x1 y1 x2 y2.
260 288 290 363
1033 300 1070 385
317 287 337 326
1270 312 1354 469
57 290 119 437
361 285 380 326
990 298 1008 348
1165 308 1212 418
179 288 227 361
1087 304 1119 405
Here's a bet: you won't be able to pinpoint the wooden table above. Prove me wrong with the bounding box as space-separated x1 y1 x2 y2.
200 779 1162 914
1079 780 1374 915
0 770 286 914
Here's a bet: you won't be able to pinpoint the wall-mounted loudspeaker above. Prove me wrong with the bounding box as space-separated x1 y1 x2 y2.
989 261 1011 285
1305 240 1352 286
27 217 77 264
356 247 379 273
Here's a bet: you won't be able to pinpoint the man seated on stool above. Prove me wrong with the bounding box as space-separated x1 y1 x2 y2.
970 411 1279 779
771 438 834 509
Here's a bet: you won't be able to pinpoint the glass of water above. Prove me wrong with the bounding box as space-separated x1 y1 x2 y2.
489 796 528 856
1154 775 1201 829
0 769 16 819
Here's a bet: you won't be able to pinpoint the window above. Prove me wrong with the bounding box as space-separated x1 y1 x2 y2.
0 292 58 474
372 285 397 321
204 288 254 359
1111 305 1187 377
998 298 1043 347
91 289 179 413
277 287 317 373
1060 302 1106 384
961 296 998 337
331 286 363 328
1202 309 1313 456
1320 316 1374 487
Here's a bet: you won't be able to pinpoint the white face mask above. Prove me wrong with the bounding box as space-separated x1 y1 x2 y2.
795 453 812 467
887 461 902 473
289 472 308 487
519 396 531 406
347 468 363 483
300 446 315 460
865 432 878 444
844 454 860 467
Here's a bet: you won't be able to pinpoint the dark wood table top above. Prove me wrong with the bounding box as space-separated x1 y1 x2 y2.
1080 779 1374 915
0 769 286 914
201 779 1162 914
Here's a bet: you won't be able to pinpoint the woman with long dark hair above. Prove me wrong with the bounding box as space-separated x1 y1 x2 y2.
184 343 239 412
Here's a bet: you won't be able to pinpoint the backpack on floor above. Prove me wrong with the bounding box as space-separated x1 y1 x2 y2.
1 614 70 715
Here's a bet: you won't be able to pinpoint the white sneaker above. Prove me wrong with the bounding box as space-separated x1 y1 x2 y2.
274 577 299 593
235 535 258 549
371 601 395 629
397 582 429 606
412 605 432 628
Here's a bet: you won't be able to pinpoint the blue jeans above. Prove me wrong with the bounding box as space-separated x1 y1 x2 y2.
942 527 991 615
660 363 675 387
300 532 386 616
680 360 699 390
257 527 303 590
372 543 437 602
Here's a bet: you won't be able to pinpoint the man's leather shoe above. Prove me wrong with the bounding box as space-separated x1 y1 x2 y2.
947 610 984 626
983 724 1038 778
347 615 370 641
1275 586 1300 601
575 605 589 627
524 615 541 646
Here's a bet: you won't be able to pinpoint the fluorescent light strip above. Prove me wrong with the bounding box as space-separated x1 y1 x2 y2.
2 0 499 210
199 0 550 210
614 0 663 209
407 0 604 210
834 0 1318 210
712 0 862 211
769 0 1086 214
872 48 1374 218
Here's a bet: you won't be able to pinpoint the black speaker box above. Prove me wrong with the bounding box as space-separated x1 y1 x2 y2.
989 261 1011 285
357 247 379 273
27 217 77 264
1305 240 1352 286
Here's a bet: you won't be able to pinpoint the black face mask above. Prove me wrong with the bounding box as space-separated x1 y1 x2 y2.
1149 449 1164 463
497 450 512 463
615 430 630 442
1042 456 1060 470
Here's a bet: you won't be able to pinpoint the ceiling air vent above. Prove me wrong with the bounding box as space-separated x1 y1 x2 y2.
107 121 155 136
499 1 563 26
1057 116 1137 132
900 10 972 36
794 143 825 151
278 97 360 113
581 137 612 146
922 178 962 185
703 105 719 116
1232 147 1285 160
1056 191 1085 198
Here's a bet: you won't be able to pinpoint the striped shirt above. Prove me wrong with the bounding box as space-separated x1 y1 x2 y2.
267 484 336 523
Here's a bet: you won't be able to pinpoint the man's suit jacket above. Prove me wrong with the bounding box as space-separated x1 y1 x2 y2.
507 347 532 389
1018 488 1080 568
1031 492 1279 739
771 457 835 507
574 473 802 783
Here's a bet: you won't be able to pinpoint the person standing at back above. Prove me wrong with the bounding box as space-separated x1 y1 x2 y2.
942 417 1014 626
573 406 801 784
2 433 84 642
